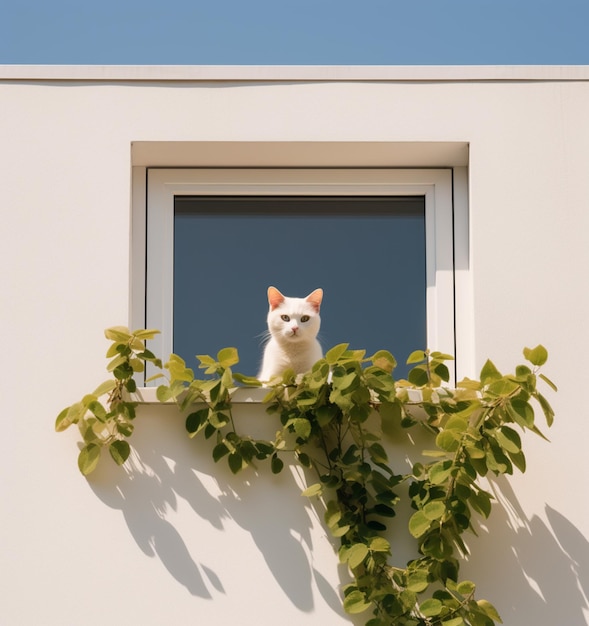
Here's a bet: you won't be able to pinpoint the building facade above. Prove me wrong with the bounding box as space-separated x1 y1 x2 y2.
1 65 588 625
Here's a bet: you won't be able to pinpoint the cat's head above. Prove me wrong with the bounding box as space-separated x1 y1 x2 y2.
266 286 323 345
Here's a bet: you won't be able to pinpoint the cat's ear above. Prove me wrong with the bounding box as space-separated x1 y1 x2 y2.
306 288 323 312
267 286 285 310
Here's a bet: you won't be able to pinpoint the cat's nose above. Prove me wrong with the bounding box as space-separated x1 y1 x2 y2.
291 326 299 334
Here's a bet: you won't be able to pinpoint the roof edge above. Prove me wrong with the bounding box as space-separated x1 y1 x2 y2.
1 64 589 82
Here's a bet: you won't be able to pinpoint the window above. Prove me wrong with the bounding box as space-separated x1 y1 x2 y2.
139 169 457 382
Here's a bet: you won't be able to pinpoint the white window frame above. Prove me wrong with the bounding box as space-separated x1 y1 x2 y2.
135 168 460 384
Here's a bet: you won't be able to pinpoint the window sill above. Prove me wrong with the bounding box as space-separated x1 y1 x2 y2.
130 386 445 416
130 386 269 405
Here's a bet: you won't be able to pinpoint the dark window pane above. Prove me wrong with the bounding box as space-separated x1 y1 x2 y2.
173 196 426 378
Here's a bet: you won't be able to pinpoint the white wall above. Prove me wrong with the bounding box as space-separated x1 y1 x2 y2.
1 66 588 626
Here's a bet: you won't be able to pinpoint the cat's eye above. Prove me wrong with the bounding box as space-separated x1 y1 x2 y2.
281 315 290 322
300 315 310 323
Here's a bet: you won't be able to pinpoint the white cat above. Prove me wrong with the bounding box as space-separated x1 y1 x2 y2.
258 286 324 382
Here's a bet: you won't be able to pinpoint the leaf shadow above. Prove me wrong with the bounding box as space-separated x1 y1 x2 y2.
86 406 227 598
85 405 354 621
461 475 589 624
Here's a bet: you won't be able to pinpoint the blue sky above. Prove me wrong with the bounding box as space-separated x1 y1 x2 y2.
2 0 588 65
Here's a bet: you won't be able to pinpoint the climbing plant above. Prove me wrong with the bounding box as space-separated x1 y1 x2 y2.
56 326 556 626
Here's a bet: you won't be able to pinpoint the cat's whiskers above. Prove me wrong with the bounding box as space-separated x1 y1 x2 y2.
258 286 324 382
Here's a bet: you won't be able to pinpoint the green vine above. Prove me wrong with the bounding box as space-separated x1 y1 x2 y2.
56 327 556 626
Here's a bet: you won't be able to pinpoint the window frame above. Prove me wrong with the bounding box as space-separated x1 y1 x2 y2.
135 168 459 384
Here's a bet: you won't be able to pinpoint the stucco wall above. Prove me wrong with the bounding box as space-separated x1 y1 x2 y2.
1 66 588 625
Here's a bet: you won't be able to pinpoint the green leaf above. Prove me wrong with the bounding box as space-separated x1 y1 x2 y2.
325 343 350 364
209 411 230 429
342 444 359 465
508 449 527 473
132 328 160 340
465 442 486 459
232 372 263 387
301 483 323 498
342 348 366 362
185 408 209 435
217 347 239 367
294 451 310 468
369 536 391 553
78 443 101 475
130 336 145 352
106 354 126 373
409 510 431 538
535 392 555 427
271 453 284 474
456 580 476 596
113 363 134 381
373 503 396 517
406 570 429 592
408 365 429 386
156 384 172 402
436 430 461 452
290 418 312 440
128 358 144 373
506 399 535 428
137 349 158 361
325 500 342 528
496 426 521 453
330 524 351 537
92 379 117 398
420 598 443 617
343 589 371 615
109 440 131 465
407 350 427 364
196 353 216 369
55 406 74 432
106 342 123 358
485 443 511 475
476 599 502 622
523 344 548 367
116 421 134 437
480 359 502 384
104 326 131 342
469 489 493 518
221 367 234 390
88 400 107 421
316 405 338 427
156 380 185 402
423 500 446 521
165 354 194 382
457 377 482 391
530 424 551 442
430 460 453 485
433 362 451 382
369 442 388 464
371 349 397 373
487 378 520 397
228 452 244 474
212 442 230 462
431 351 455 361
442 618 465 626
145 373 165 383
345 543 369 569
539 372 558 392
333 371 359 391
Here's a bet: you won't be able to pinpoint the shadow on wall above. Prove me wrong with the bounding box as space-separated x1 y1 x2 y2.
87 407 224 599
86 405 357 623
462 476 589 625
86 405 588 625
